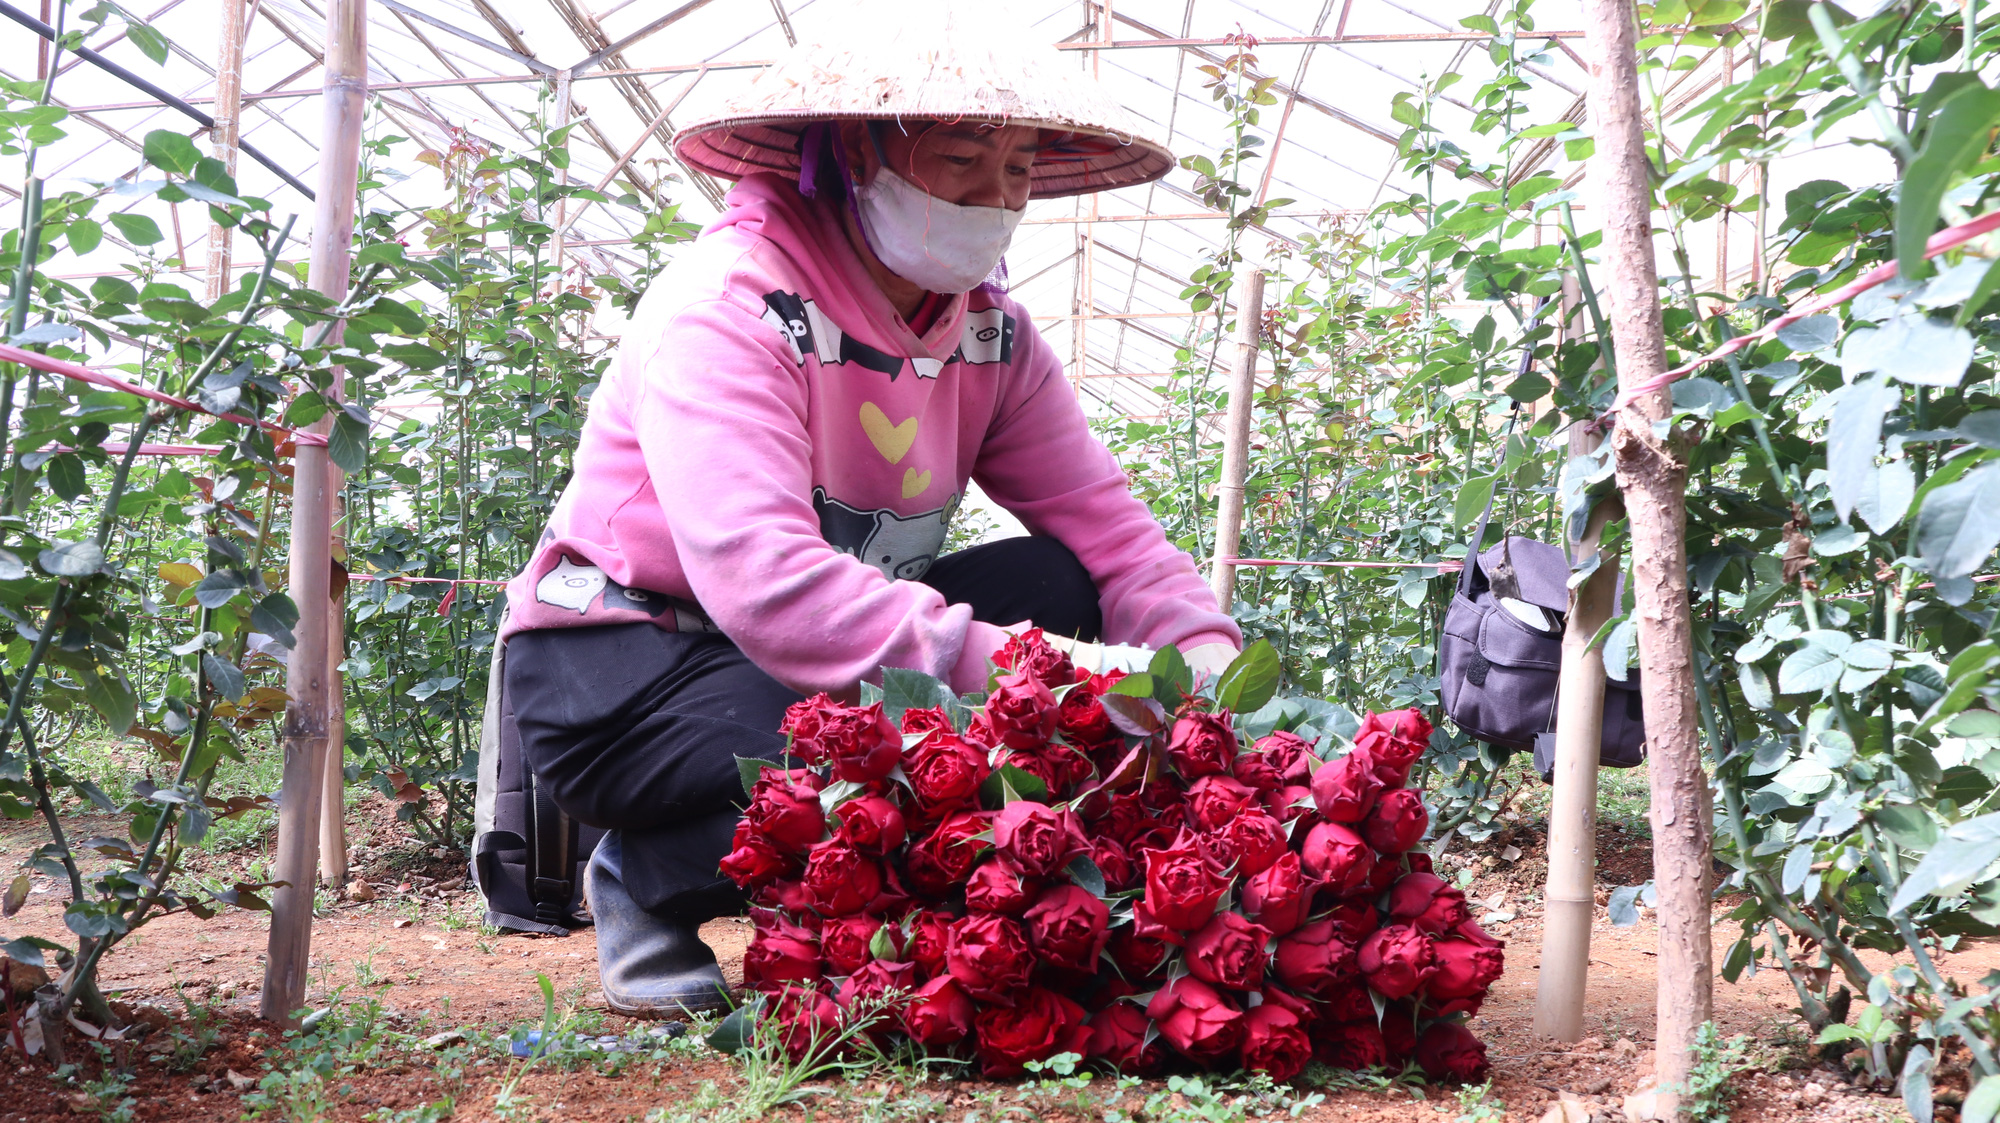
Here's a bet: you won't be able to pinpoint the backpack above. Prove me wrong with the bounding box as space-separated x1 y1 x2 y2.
1438 500 1647 777
471 622 603 935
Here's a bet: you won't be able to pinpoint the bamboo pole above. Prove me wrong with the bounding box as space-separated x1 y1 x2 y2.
261 0 365 1025
319 538 347 888
1533 432 1620 1041
204 0 245 302
1583 0 1712 1113
1208 269 1265 611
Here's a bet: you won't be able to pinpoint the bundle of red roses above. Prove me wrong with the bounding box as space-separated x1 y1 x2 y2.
721 631 1502 1083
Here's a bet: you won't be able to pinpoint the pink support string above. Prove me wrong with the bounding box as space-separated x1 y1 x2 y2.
1605 209 2000 415
1226 558 1465 571
0 342 330 449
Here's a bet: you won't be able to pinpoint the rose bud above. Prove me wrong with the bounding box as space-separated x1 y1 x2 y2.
1320 980 1376 1023
819 914 888 976
993 628 1078 690
1381 999 1419 1061
1427 938 1506 1012
1231 748 1284 793
1300 821 1374 895
1327 900 1380 943
780 693 841 765
1024 884 1111 972
900 705 955 737
1167 711 1238 779
985 672 1060 749
1362 788 1429 853
1353 708 1432 787
742 922 820 992
1240 1002 1312 1082
1097 793 1157 844
1145 976 1245 1063
1360 851 1403 897
1091 836 1137 891
906 909 955 978
820 701 902 783
965 854 1038 915
1241 852 1318 936
1108 926 1172 980
1086 1002 1164 1074
1260 985 1317 1026
1358 923 1437 999
1273 917 1359 997
906 811 992 897
1058 687 1113 744
974 986 1090 1078
1417 1021 1491 1083
1137 835 1230 939
1184 775 1257 833
719 820 793 890
1254 730 1316 782
1454 916 1504 948
1310 750 1384 823
1266 784 1315 825
1315 1019 1388 1070
997 747 1066 799
993 800 1089 879
769 983 841 1061
834 794 906 857
802 838 884 916
837 958 920 1026
906 733 990 814
945 913 1034 1004
1185 912 1273 991
1212 810 1288 877
1406 851 1435 875
1388 872 1470 934
753 875 817 914
744 769 828 853
902 976 976 1045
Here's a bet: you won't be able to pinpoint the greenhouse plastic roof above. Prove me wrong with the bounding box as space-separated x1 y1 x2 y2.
12 0 1771 419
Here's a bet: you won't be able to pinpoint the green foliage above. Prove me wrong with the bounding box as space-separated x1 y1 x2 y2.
1672 1022 1749 1123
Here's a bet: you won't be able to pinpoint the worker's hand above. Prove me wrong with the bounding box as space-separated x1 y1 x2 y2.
1182 642 1241 683
1042 635 1155 675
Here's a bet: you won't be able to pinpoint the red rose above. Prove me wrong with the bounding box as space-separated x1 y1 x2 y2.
1362 851 1405 896
1357 923 1437 999
1272 917 1358 997
1362 788 1429 853
1091 836 1137 891
1388 872 1470 935
780 694 841 765
769 984 841 1061
719 820 793 889
742 921 820 992
819 914 888 975
906 909 955 978
1427 938 1505 1013
1300 822 1374 895
906 733 990 813
1354 708 1431 787
1185 912 1273 991
753 875 816 914
1454 917 1503 948
802 838 884 916
1086 1002 1163 1073
1023 884 1111 972
1058 687 1113 744
1137 835 1230 938
965 854 1038 915
985 672 1059 749
834 794 907 857
1381 1000 1419 1061
1254 730 1316 783
974 986 1090 1078
994 628 1079 690
744 768 828 853
1145 976 1244 1063
1417 1021 1490 1082
1266 784 1315 825
996 747 1065 799
900 705 955 737
1167 711 1238 778
837 958 919 1024
1232 748 1284 793
1108 926 1171 980
1240 1002 1312 1081
1096 793 1158 845
1310 750 1384 823
1327 900 1379 943
1211 810 1288 877
945 913 1034 1003
1241 852 1319 936
1407 852 1435 875
906 811 991 896
820 701 902 783
1185 775 1257 832
992 800 1088 879
902 976 975 1045
1320 980 1376 1023
1315 1019 1387 1070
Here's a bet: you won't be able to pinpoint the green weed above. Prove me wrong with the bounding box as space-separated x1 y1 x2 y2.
1455 1080 1505 1123
1672 1021 1750 1123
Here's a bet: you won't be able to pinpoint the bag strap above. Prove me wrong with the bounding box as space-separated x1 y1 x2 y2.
1459 296 1550 597
527 767 574 927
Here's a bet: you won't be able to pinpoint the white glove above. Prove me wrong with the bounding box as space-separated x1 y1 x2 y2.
1041 635 1155 675
1182 642 1241 682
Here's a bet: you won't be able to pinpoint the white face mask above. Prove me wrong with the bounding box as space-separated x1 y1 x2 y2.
853 166 1025 294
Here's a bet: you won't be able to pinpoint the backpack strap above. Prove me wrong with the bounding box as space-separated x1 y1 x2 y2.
1458 296 1550 597
527 767 575 927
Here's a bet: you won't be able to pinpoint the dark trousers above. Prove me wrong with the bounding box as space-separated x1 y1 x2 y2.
503 535 1102 920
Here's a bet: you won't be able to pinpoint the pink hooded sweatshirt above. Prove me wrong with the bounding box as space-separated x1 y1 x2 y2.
501 172 1239 694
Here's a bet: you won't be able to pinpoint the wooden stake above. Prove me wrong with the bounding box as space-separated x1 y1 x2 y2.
1583 0 1712 1112
261 0 365 1025
1533 432 1621 1041
1208 269 1265 611
204 0 246 302
319 535 347 889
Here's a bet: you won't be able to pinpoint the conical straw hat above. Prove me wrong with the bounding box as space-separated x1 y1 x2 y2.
673 1 1174 199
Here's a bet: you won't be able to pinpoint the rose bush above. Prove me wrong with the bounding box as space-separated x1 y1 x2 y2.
722 632 1500 1082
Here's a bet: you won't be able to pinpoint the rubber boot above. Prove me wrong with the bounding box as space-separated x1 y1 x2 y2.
587 833 731 1016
